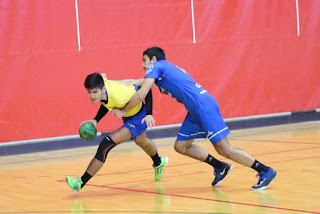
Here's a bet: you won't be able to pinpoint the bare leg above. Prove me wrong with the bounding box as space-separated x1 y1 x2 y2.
86 126 133 176
174 139 209 161
135 132 157 156
173 138 233 187
86 158 104 176
214 137 255 167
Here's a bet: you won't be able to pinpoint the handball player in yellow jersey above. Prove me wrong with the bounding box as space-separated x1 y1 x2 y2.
66 73 168 194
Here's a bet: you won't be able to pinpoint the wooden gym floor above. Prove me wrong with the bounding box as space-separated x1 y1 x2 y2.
1 121 320 214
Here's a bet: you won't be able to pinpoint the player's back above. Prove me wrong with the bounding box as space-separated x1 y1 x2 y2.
147 60 211 113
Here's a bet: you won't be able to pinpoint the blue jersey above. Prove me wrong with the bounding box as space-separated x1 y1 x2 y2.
145 60 211 113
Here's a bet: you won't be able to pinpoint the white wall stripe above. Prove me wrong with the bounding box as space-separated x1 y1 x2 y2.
0 133 102 147
295 0 300 36
75 0 81 51
191 0 196 43
1 110 318 146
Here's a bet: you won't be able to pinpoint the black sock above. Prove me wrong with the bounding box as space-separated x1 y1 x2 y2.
81 171 92 188
205 154 223 169
251 160 269 172
151 152 161 166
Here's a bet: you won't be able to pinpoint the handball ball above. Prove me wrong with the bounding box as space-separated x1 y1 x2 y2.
79 122 97 141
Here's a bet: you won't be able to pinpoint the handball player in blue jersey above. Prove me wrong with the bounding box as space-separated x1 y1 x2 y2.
114 47 277 190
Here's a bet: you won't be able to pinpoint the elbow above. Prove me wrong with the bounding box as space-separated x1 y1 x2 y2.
133 78 144 87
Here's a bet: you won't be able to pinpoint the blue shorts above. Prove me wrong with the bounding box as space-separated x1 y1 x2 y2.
122 104 147 140
177 96 230 144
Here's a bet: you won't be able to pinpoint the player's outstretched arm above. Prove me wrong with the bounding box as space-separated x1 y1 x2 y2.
109 78 145 86
113 78 155 118
81 104 108 127
112 79 139 86
101 73 144 86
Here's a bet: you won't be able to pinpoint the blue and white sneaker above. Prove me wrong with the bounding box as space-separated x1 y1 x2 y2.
212 162 233 186
251 167 277 190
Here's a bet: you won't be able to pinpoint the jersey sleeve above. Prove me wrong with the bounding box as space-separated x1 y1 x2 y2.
94 104 109 122
145 63 162 79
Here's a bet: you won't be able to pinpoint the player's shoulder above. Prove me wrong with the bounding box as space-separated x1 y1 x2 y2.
150 60 168 71
108 80 123 86
155 59 168 66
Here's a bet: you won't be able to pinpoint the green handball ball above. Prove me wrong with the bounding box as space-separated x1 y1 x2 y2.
79 122 97 141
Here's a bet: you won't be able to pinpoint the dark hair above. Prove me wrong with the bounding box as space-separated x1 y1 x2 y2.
143 47 166 60
84 73 104 89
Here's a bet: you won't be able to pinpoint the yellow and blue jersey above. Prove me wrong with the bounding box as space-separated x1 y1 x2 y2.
101 77 142 117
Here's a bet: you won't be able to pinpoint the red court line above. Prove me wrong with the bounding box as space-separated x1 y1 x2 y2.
268 156 320 164
100 155 320 186
59 181 320 214
97 172 201 186
58 155 320 187
86 145 320 178
60 145 320 187
231 138 320 145
58 155 320 213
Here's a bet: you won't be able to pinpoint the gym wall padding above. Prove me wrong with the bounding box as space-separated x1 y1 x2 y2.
0 0 319 143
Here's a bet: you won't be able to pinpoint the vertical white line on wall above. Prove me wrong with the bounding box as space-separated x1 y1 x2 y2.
191 0 196 43
295 0 300 36
75 0 81 51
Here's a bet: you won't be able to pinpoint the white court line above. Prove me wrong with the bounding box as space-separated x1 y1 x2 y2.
75 0 81 51
191 0 196 43
0 133 102 147
296 0 300 36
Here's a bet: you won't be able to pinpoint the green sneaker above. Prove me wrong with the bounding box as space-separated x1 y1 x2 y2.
153 157 168 181
66 176 83 194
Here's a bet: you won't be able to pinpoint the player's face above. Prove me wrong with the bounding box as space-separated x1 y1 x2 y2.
87 87 105 104
142 55 152 71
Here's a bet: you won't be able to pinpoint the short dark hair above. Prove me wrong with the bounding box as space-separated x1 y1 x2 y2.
84 73 104 89
143 47 166 60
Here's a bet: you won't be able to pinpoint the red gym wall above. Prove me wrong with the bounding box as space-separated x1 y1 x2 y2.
0 0 319 143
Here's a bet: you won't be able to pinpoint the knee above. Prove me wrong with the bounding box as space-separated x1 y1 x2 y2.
135 133 148 147
216 147 230 158
135 140 144 147
95 136 116 162
215 138 232 158
174 142 187 155
135 137 149 147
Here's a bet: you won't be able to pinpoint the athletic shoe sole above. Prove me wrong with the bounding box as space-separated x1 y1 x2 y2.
213 164 233 187
251 171 277 191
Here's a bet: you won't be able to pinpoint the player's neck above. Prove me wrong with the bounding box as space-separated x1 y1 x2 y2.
101 91 107 101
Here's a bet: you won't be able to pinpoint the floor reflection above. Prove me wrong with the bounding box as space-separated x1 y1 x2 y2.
154 181 171 212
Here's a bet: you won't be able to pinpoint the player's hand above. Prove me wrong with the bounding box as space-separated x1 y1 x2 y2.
142 115 156 128
80 119 97 127
112 108 126 118
101 73 107 80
